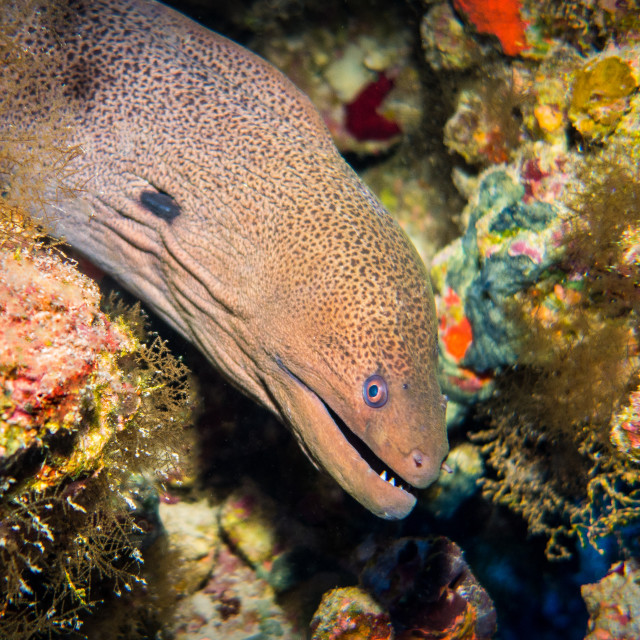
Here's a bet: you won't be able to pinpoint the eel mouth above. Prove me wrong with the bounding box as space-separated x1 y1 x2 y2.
275 357 417 504
323 403 417 496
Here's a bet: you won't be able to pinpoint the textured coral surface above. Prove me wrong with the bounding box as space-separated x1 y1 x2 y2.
453 0 529 56
0 247 136 473
582 561 640 640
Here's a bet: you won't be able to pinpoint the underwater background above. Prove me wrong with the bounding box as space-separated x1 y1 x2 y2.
1 0 639 638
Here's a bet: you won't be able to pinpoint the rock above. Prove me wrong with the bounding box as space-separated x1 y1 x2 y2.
171 543 300 640
310 586 394 640
361 536 496 640
582 560 640 640
158 498 220 594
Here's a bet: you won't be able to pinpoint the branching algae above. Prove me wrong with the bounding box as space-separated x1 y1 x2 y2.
0 200 195 638
473 156 640 559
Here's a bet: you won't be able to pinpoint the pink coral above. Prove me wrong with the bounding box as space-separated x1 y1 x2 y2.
0 247 137 474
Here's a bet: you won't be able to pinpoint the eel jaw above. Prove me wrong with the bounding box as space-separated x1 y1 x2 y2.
274 359 417 519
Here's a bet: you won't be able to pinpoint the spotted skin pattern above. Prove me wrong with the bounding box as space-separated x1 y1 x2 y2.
14 0 448 518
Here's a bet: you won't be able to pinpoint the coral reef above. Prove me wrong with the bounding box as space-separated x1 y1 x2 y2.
420 3 483 72
3 0 640 638
459 155 640 559
159 474 498 640
163 497 303 640
428 152 640 559
422 0 640 563
522 45 582 145
443 73 525 166
430 163 565 415
0 8 194 633
0 246 136 481
310 587 394 640
172 543 300 639
582 560 640 640
0 214 194 636
251 11 419 155
452 0 530 57
569 55 638 142
534 0 640 53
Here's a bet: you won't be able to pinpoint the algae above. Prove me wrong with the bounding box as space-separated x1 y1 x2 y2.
473 156 640 560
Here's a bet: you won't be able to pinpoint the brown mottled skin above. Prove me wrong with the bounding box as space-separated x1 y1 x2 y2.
14 0 448 518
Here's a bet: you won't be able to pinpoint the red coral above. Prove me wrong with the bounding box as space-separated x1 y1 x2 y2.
345 74 402 142
520 156 570 204
453 0 529 56
441 316 473 361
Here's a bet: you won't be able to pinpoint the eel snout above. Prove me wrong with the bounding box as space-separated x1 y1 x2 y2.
274 358 446 519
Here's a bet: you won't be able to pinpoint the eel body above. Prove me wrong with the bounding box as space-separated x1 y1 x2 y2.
9 0 448 518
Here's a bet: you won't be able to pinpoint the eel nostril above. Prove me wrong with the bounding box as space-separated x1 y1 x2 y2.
412 450 423 468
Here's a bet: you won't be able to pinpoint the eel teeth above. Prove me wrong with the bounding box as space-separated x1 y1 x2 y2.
379 469 411 493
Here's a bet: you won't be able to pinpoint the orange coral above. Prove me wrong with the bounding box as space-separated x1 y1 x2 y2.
439 288 473 362
453 0 529 56
442 317 473 361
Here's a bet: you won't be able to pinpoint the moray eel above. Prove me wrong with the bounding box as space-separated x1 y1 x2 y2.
14 0 448 518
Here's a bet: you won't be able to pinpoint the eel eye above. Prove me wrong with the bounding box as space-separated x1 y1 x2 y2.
363 375 388 408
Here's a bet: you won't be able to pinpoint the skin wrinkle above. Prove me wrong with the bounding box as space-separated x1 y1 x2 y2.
163 235 242 315
90 199 163 256
11 0 449 519
163 277 269 405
